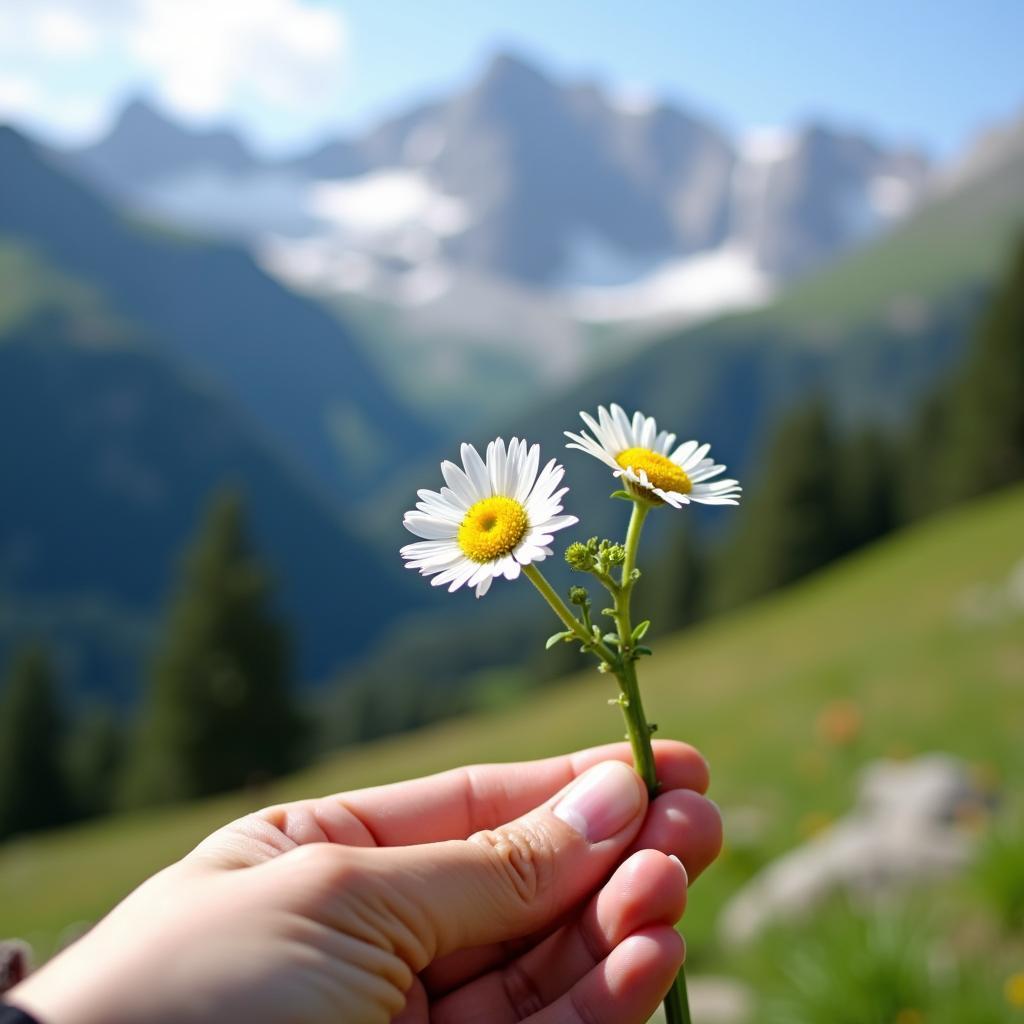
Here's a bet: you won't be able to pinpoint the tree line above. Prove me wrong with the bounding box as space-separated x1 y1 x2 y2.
1 236 1022 842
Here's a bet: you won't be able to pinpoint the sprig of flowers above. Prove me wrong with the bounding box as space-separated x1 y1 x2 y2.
401 404 742 1024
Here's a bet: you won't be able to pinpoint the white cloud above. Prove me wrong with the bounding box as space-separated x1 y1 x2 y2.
0 0 351 146
0 75 41 116
125 0 349 118
33 8 100 57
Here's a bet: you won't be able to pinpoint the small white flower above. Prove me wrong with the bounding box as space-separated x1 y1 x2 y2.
565 403 742 508
401 438 578 598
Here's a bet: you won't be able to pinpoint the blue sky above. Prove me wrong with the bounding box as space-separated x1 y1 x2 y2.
339 0 1023 157
1 0 1020 158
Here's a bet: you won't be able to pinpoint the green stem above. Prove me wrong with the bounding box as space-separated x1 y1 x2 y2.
612 500 692 1024
521 563 616 664
525 524 692 1024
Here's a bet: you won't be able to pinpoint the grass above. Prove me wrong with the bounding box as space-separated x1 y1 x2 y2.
2 486 1023 976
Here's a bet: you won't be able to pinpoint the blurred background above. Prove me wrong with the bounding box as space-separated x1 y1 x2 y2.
0 1 1022 1019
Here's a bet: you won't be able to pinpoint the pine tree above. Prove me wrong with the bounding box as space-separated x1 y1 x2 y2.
0 646 72 839
943 237 1024 500
713 401 843 610
837 428 899 552
124 490 301 806
65 705 124 819
637 521 706 635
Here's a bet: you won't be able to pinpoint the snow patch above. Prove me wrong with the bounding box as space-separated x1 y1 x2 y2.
741 126 798 165
309 169 469 238
259 236 379 293
611 85 658 118
567 245 774 325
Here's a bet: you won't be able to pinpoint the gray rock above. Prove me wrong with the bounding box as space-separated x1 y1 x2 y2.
720 754 990 945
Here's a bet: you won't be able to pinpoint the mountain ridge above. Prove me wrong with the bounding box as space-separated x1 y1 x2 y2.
57 50 930 291
0 126 437 508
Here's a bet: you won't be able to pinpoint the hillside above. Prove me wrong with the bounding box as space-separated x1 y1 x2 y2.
3 483 1021 961
0 243 421 696
0 127 436 509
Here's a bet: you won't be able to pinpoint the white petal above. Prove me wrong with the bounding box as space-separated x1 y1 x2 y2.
611 404 636 449
475 575 493 598
514 541 549 564
449 561 481 591
515 442 541 503
460 443 490 500
415 498 463 523
655 429 676 455
488 437 508 495
440 460 477 507
403 513 458 540
400 538 459 558
691 495 740 506
469 562 495 589
682 443 711 470
537 514 578 533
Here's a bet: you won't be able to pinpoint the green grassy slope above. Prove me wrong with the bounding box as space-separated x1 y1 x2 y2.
2 486 1022 961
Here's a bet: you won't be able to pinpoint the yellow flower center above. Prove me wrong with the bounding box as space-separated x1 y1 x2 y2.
615 447 692 495
457 496 529 563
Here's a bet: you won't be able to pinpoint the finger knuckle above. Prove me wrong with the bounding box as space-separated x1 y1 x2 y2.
287 841 358 892
471 821 557 908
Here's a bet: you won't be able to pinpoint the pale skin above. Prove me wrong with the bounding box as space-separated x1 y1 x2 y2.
9 740 722 1024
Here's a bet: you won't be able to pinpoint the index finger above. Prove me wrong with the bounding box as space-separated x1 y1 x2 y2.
260 740 709 849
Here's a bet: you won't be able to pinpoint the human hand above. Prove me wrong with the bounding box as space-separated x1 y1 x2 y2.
9 740 721 1024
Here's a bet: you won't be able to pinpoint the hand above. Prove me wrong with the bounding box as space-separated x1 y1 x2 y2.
9 741 721 1024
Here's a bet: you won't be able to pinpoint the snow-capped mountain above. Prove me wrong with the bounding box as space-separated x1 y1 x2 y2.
66 51 928 299
56 51 931 423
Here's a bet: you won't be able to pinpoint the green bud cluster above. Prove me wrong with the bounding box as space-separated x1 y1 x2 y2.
565 536 627 576
564 539 597 571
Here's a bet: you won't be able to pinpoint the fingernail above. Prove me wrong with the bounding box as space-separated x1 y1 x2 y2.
553 761 643 843
669 853 689 886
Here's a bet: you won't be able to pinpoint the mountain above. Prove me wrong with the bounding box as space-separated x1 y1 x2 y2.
54 51 931 433
0 127 436 509
64 53 928 293
73 98 261 193
0 240 421 701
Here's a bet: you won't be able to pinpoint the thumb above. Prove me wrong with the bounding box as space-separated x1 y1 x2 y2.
344 760 648 961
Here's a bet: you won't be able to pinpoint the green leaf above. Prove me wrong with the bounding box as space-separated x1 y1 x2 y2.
602 633 621 647
610 490 635 502
545 630 573 649
631 620 651 642
634 645 653 657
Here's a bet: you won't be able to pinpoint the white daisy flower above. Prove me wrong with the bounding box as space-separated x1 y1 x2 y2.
401 438 579 598
565 403 742 508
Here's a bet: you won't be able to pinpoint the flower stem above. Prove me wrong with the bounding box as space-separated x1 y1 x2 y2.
525 517 692 1024
612 500 692 1024
521 563 616 664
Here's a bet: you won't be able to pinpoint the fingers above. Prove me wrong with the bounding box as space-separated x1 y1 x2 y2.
306 762 651 965
422 788 719 995
250 740 709 850
530 928 684 1024
430 849 686 1021
629 788 723 883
